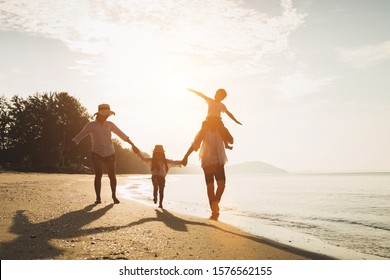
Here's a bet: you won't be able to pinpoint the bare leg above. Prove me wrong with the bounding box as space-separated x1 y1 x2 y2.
153 186 158 204
158 184 165 208
152 176 158 204
159 177 166 208
206 181 216 210
215 179 226 203
93 159 103 204
107 161 119 204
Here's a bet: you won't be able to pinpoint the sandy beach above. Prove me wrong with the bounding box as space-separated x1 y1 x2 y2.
0 172 332 260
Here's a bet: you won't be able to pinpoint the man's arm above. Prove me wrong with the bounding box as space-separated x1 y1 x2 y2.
182 146 195 166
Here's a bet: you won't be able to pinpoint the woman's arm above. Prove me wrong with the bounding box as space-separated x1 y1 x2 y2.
110 122 139 151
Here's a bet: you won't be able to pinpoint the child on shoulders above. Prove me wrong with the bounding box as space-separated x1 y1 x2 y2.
188 88 242 150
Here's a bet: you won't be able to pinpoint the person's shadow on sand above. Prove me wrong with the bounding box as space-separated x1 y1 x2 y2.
1 206 208 259
1 204 115 259
124 209 333 260
1 206 333 260
127 208 207 232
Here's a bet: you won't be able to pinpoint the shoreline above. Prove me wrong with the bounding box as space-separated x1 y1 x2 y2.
118 174 385 260
1 172 332 260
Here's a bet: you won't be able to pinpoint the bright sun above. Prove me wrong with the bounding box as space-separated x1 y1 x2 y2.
104 29 197 108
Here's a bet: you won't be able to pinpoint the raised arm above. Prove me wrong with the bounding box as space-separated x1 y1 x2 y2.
225 110 242 125
187 88 210 101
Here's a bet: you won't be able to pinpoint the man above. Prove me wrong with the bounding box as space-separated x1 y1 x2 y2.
66 104 139 204
182 121 228 220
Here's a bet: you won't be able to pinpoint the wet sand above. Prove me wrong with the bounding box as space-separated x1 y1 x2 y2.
0 172 332 260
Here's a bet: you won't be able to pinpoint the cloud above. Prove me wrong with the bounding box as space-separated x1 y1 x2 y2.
0 0 306 76
340 40 390 68
276 71 335 99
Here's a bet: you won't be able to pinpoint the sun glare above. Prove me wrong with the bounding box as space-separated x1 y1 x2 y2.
103 28 197 109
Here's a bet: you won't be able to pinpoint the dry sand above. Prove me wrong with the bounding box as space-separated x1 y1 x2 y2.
0 172 332 260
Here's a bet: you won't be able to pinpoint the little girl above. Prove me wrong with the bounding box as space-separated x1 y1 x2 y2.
134 145 182 208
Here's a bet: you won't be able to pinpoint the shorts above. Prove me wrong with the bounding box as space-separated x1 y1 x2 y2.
91 152 116 163
152 175 166 188
202 164 226 184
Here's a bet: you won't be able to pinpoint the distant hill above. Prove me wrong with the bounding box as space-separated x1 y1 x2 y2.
226 161 288 174
170 161 287 174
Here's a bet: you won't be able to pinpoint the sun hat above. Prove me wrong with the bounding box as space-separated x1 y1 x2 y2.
153 145 165 153
94 104 115 116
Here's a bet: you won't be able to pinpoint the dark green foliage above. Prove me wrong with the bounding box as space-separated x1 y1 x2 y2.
0 92 149 174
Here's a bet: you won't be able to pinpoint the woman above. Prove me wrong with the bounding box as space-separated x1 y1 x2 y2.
67 104 139 204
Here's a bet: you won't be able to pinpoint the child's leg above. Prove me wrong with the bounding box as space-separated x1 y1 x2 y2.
217 122 234 149
151 176 159 204
158 177 166 208
192 121 208 151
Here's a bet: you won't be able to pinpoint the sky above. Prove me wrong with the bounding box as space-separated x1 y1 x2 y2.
1 0 390 172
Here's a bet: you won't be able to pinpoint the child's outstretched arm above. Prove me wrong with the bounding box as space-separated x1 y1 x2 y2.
187 88 210 101
133 147 149 162
167 159 182 168
226 109 242 125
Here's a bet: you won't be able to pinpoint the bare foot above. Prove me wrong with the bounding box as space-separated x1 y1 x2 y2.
209 212 219 220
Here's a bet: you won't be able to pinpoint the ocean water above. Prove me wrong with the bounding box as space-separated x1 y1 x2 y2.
118 173 390 259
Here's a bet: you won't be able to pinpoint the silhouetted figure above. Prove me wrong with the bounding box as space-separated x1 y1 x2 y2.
134 145 182 208
66 104 139 204
188 88 242 150
182 122 229 220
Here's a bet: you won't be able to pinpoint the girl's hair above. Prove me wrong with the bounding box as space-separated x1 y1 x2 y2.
151 151 168 173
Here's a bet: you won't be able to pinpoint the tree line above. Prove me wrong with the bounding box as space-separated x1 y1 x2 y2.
0 92 150 174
